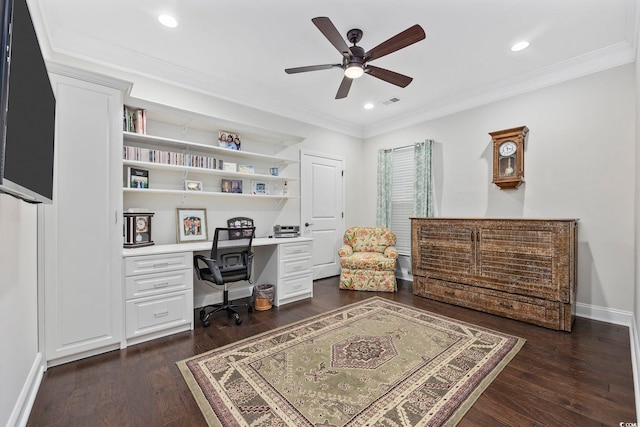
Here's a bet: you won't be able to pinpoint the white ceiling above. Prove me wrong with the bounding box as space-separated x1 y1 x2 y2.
31 0 638 138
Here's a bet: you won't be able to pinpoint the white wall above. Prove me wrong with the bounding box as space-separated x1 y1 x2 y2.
0 194 40 426
364 64 636 313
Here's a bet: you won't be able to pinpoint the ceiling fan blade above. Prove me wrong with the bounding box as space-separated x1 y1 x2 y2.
364 24 426 62
312 17 351 58
335 76 353 99
366 65 413 88
285 64 341 74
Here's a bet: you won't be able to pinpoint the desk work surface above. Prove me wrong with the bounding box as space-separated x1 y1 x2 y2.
122 236 313 257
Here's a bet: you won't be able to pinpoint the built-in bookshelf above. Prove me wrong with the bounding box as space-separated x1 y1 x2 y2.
122 109 301 198
122 98 305 245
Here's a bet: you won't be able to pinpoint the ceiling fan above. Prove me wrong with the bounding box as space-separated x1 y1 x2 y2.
285 17 426 99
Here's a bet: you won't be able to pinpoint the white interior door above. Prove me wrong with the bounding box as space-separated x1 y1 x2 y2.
301 151 344 279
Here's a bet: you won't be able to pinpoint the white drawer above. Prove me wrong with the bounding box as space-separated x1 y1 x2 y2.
279 242 312 260
125 291 192 339
277 273 313 301
279 256 312 277
124 252 191 276
125 269 192 300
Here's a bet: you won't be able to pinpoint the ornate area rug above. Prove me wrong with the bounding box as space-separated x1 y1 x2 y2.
178 297 525 426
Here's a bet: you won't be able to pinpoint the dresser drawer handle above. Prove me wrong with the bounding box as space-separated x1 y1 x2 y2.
293 283 302 289
153 262 169 268
499 302 514 309
154 282 169 288
292 265 303 270
444 290 455 296
154 311 169 318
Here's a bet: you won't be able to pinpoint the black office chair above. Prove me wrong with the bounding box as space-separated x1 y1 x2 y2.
193 227 255 326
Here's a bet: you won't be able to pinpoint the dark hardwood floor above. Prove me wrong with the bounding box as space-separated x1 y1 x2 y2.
27 278 636 426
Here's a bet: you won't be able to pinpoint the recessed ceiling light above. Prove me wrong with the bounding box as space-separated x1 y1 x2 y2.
158 14 178 28
364 103 375 110
511 41 530 52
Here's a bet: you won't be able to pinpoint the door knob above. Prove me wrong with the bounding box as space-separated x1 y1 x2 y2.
305 222 314 227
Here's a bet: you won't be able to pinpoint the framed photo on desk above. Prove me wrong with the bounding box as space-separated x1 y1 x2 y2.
227 217 254 240
176 208 208 243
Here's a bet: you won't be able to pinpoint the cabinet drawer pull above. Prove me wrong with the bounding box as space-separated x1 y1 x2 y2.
293 265 303 270
154 311 169 318
154 282 169 288
153 262 169 268
499 302 514 309
293 283 302 289
444 290 455 296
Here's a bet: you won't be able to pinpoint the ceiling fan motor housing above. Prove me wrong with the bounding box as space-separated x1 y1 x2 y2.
347 28 363 44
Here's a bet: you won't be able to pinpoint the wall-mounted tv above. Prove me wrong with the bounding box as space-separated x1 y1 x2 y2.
0 0 56 204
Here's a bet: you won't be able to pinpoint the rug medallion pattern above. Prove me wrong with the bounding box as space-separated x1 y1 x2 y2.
178 297 525 426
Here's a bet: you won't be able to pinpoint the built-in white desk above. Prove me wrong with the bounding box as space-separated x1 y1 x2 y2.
122 237 313 347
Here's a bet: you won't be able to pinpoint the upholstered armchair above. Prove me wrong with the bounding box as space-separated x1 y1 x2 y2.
338 227 399 292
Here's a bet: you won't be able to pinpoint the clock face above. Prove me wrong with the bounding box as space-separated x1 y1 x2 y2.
499 140 517 157
136 217 148 232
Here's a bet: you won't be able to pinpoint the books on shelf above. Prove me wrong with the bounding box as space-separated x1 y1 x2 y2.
123 106 146 134
127 167 149 188
123 146 218 169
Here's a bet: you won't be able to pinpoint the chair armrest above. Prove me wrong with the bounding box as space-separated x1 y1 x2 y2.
383 246 399 259
338 245 353 257
193 254 223 284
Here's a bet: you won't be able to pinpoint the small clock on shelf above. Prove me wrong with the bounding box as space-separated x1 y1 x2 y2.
489 125 529 189
124 212 154 248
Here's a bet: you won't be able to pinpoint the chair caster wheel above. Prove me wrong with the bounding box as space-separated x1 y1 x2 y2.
202 318 211 327
248 306 253 313
234 314 242 325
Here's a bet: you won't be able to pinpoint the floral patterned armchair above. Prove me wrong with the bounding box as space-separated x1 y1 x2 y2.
338 227 398 292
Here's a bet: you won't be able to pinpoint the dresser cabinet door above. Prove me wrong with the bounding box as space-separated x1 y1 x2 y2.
412 219 475 280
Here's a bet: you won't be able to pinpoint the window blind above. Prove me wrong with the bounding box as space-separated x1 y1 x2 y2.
390 147 414 255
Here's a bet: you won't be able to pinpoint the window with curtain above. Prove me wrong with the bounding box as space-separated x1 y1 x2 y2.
377 140 433 257
390 147 414 255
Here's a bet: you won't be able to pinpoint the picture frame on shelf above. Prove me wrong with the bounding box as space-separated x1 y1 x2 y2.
238 165 254 174
176 208 208 243
127 167 149 188
183 179 203 191
221 179 243 194
252 181 269 195
217 130 241 150
223 162 237 172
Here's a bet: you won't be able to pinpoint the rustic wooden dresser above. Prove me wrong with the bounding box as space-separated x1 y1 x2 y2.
411 218 578 331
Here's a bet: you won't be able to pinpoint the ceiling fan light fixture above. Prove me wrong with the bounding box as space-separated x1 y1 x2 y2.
344 64 364 79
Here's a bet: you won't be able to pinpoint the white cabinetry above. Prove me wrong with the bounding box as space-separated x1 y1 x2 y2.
123 252 193 346
275 241 313 306
43 67 129 366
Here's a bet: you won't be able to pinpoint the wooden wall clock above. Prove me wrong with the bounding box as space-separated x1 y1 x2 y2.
489 126 529 189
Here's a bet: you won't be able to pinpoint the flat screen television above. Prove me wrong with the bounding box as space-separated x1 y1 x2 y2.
0 0 56 204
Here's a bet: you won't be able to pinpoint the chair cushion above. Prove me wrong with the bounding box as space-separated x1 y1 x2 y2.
340 252 396 271
343 227 397 253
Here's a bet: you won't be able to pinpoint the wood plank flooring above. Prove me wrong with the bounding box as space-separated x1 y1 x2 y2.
27 278 636 426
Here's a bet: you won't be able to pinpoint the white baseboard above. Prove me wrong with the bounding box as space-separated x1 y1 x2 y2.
8 352 45 427
630 317 640 423
575 302 633 326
